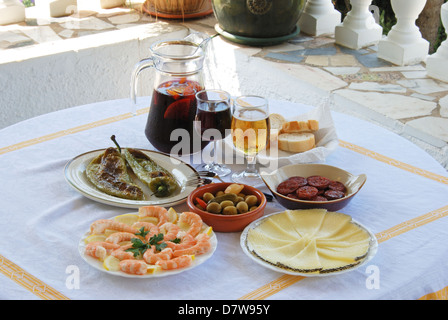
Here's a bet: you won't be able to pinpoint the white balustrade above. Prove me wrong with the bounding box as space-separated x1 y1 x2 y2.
298 0 341 36
426 2 448 82
335 0 383 49
35 0 77 17
378 0 429 66
0 0 26 25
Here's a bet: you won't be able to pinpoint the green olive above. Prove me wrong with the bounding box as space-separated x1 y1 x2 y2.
245 195 258 207
236 201 249 214
220 200 234 208
249 206 258 212
202 192 214 203
206 202 222 214
216 191 225 197
222 206 238 215
236 196 245 203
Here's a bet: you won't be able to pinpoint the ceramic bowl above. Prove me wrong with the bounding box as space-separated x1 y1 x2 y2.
261 164 366 211
187 183 267 232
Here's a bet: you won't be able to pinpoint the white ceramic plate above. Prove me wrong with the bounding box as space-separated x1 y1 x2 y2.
65 149 199 209
78 214 217 278
240 211 378 277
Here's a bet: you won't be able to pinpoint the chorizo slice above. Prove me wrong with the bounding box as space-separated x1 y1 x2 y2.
276 180 300 195
328 180 346 192
286 176 308 187
296 186 319 200
324 190 345 200
307 175 331 190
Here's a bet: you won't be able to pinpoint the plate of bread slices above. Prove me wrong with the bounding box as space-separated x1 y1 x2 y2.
257 101 339 165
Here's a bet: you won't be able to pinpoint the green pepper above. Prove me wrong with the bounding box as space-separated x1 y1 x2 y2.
110 136 180 198
85 147 144 200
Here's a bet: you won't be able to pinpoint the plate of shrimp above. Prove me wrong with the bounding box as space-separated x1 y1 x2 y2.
78 206 217 278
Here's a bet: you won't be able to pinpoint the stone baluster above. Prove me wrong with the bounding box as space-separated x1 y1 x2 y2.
378 0 429 66
0 0 26 25
298 0 341 36
426 2 448 82
35 0 77 17
335 0 383 49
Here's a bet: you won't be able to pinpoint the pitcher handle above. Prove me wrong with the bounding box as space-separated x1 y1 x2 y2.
130 57 154 116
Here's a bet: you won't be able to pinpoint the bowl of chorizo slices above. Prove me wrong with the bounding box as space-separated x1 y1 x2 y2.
261 164 366 211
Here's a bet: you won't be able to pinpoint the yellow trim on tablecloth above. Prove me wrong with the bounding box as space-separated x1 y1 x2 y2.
238 204 448 300
0 255 69 300
419 286 448 300
1 107 447 300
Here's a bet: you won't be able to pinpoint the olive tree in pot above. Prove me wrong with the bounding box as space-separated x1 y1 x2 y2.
212 0 308 45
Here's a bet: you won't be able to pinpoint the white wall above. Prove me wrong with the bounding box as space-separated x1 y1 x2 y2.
0 22 188 129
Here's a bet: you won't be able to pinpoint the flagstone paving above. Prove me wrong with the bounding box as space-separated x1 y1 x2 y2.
0 3 447 169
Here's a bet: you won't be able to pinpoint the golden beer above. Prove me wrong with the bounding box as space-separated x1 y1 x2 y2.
231 108 270 155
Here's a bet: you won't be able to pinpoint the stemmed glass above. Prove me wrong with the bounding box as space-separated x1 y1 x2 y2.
194 89 232 176
231 95 270 185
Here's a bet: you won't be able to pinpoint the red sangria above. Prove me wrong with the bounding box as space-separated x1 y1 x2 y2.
145 78 208 155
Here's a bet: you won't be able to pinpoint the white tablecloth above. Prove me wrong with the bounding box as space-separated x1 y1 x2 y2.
1 97 448 301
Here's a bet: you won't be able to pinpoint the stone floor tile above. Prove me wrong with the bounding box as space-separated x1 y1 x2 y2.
329 54 359 67
323 66 361 75
397 79 448 95
348 82 406 93
411 93 436 101
305 55 329 66
356 53 392 68
401 70 428 79
107 13 141 24
60 16 115 31
335 89 437 120
440 94 448 117
264 52 305 64
21 26 62 44
406 117 448 145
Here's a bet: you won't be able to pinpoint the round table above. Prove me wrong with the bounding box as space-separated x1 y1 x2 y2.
1 97 447 301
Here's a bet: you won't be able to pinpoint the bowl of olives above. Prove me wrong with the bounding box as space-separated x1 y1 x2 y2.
187 182 267 232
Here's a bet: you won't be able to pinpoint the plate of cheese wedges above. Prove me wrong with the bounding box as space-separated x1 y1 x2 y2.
257 101 339 165
241 209 378 276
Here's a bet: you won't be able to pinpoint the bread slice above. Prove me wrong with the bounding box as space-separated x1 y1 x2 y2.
278 132 315 153
282 120 319 133
269 113 286 142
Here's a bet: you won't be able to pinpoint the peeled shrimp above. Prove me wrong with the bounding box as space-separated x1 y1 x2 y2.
178 212 202 237
143 247 173 264
166 233 196 251
85 242 120 261
159 222 180 241
119 259 148 275
155 255 193 270
132 221 159 241
90 219 138 235
173 233 211 257
110 244 137 260
105 232 141 244
138 206 169 226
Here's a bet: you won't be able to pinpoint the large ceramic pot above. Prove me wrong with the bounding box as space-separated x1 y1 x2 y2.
212 0 307 40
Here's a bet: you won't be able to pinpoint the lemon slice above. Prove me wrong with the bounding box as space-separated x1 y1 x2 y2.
147 265 162 274
84 234 107 244
167 207 178 224
103 255 121 272
114 213 139 226
201 226 213 236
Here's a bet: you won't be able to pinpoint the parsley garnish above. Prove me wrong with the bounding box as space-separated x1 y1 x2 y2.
124 227 168 257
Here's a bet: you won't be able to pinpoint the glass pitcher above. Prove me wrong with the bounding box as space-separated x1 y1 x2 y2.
130 38 209 155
